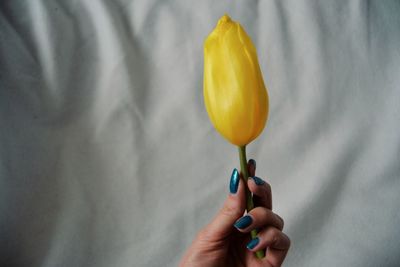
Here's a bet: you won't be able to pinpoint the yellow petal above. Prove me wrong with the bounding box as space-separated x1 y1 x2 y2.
203 14 269 146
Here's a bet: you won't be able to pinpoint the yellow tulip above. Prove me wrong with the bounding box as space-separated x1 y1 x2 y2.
203 14 269 259
203 14 269 147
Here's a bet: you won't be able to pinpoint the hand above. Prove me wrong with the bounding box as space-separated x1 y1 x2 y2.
179 160 290 267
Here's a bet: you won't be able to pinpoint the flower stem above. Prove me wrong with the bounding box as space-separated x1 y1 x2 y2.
238 145 265 259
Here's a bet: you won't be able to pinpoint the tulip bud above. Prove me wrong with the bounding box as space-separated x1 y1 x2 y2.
203 14 269 146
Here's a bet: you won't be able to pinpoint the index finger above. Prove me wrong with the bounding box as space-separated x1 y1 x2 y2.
248 176 272 210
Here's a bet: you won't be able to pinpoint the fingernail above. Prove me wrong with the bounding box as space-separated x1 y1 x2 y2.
251 176 266 185
230 168 240 194
249 159 256 169
234 215 253 229
246 237 260 250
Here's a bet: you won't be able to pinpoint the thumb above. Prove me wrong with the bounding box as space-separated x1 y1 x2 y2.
202 169 246 241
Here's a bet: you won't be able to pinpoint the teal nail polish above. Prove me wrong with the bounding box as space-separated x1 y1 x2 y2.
246 237 260 250
234 215 253 229
252 176 265 185
230 169 239 194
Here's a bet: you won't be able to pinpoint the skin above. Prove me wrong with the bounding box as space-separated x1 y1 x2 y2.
180 160 290 267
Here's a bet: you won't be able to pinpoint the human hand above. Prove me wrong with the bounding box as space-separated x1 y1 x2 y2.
179 160 290 267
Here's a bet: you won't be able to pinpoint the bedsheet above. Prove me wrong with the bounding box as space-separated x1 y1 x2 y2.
1 1 400 266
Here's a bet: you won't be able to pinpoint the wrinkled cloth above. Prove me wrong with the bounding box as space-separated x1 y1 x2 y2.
1 1 400 266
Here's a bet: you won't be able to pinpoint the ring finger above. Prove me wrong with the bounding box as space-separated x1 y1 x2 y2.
246 226 290 266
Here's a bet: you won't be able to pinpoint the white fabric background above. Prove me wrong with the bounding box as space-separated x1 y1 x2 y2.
1 1 400 266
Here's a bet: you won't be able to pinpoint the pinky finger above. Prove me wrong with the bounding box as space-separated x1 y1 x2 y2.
246 227 290 267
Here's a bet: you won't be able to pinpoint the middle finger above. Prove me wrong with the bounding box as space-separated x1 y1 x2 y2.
248 176 272 210
233 207 283 233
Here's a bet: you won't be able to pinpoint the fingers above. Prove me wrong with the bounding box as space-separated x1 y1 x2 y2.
247 159 256 177
247 159 272 210
233 207 284 233
245 159 289 266
248 176 272 210
201 169 246 241
247 226 291 267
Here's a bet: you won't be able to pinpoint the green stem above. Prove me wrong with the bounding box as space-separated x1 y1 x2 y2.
238 145 265 259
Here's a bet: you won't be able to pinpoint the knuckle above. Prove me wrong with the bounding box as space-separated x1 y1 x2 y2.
195 228 218 250
281 232 291 250
270 228 281 243
253 206 268 218
276 214 284 229
264 182 272 194
221 202 242 218
197 227 212 242
257 183 271 200
257 207 271 220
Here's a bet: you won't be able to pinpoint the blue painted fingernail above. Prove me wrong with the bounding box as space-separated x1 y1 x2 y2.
246 237 260 250
249 159 256 169
252 176 265 185
230 169 240 194
234 215 253 229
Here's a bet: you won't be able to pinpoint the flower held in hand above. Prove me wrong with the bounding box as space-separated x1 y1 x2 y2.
203 14 270 259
